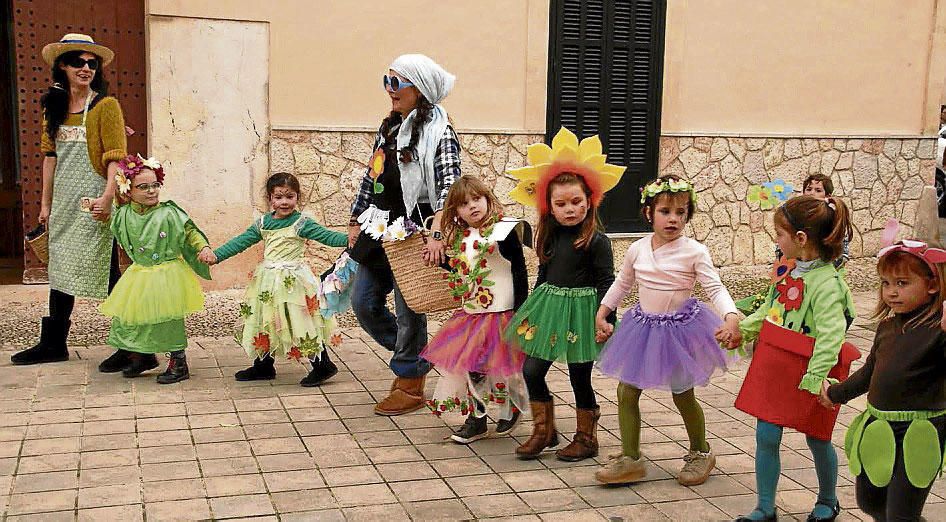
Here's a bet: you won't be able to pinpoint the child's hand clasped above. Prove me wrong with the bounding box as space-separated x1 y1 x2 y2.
594 307 614 343
198 247 217 265
817 381 835 410
715 314 742 349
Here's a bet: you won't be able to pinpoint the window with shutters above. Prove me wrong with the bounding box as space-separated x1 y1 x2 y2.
547 0 667 233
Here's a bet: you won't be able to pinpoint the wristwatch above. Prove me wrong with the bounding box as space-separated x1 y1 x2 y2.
431 230 443 241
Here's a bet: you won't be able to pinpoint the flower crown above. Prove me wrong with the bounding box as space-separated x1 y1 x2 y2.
115 154 165 195
506 127 626 215
639 178 697 204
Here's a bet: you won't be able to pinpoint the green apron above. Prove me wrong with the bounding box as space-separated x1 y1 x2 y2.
846 403 946 489
47 92 113 299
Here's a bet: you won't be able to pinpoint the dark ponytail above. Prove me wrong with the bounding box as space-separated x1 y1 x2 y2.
41 50 109 141
774 195 852 262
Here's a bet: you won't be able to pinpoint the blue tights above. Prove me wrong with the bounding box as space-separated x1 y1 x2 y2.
748 420 838 520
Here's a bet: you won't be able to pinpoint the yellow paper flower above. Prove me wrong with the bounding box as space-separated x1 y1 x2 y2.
766 306 784 326
506 127 626 213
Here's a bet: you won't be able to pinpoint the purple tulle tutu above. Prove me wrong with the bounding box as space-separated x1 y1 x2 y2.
597 298 737 393
421 310 524 377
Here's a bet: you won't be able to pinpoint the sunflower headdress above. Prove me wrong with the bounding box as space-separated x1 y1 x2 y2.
506 127 626 215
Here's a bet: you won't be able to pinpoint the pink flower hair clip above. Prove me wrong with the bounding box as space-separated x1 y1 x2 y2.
115 154 165 195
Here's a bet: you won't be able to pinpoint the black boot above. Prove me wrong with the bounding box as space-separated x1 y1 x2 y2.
122 353 159 377
157 352 189 384
300 351 338 387
11 317 69 365
234 356 276 381
98 349 133 373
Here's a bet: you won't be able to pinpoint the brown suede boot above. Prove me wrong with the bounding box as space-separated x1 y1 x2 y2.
555 406 600 462
374 375 427 416
515 399 559 459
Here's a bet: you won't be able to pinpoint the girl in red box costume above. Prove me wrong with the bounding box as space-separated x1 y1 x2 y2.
821 229 946 522
732 195 856 522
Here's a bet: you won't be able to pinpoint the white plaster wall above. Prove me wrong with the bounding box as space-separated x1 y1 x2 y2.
148 16 270 289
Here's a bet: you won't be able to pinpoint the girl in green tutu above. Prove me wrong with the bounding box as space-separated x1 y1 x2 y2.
99 154 213 384
820 233 946 521
209 173 349 386
504 127 624 461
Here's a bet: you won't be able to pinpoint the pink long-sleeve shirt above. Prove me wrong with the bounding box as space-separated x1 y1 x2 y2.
601 234 738 317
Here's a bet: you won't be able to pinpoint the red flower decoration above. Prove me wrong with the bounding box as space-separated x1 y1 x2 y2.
776 275 805 311
473 240 480 250
252 332 271 353
330 333 342 347
479 258 488 268
306 295 320 315
487 245 495 254
495 382 506 390
288 346 302 361
463 229 471 237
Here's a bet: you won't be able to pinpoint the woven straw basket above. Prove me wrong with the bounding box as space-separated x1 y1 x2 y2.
25 224 49 265
382 233 458 314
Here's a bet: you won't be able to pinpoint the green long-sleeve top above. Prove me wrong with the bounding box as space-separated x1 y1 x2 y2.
739 260 856 395
214 211 347 262
111 200 211 279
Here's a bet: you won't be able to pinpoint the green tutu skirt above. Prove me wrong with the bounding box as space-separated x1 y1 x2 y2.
100 258 204 325
505 283 601 363
108 318 186 354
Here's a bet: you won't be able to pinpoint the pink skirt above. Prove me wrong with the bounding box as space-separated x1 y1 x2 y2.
421 310 525 377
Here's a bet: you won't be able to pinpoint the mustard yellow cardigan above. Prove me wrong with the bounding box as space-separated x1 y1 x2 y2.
41 96 127 178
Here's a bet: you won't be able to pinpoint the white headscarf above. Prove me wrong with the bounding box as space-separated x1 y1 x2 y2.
388 54 456 218
389 54 456 104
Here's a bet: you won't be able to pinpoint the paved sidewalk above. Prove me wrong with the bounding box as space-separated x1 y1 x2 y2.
0 291 943 521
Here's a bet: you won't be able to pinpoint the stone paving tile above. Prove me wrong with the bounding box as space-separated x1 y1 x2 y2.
0 290 906 520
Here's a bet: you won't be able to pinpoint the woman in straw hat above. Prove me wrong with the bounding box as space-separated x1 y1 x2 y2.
347 54 460 415
12 34 127 367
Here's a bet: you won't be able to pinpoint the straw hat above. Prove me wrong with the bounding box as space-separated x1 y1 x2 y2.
41 33 114 67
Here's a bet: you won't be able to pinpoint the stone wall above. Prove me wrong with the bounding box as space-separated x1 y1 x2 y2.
270 130 544 268
659 136 938 266
272 130 938 276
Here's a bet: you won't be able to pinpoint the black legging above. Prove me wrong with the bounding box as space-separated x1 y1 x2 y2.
49 241 121 322
522 355 597 409
854 415 946 522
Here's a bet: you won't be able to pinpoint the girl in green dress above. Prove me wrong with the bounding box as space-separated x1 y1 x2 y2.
99 155 213 384
209 173 349 387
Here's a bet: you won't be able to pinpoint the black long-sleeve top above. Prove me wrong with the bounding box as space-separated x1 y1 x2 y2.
536 225 616 320
827 310 946 411
498 231 529 311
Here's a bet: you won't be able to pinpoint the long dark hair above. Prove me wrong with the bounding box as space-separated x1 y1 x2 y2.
535 173 602 264
41 50 109 141
379 94 435 163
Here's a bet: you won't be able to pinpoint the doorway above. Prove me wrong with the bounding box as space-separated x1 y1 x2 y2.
0 1 23 283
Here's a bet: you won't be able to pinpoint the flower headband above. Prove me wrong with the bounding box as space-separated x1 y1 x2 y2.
877 218 946 278
115 154 165 195
506 127 626 215
639 178 697 205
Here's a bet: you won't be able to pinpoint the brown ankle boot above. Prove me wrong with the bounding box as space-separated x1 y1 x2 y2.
556 406 600 461
374 375 427 416
515 399 559 459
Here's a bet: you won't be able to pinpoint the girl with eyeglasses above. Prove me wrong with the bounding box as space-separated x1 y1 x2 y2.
98 155 214 384
13 34 128 367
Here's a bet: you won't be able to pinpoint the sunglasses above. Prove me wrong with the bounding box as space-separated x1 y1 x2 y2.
134 182 162 191
64 56 99 70
383 75 414 92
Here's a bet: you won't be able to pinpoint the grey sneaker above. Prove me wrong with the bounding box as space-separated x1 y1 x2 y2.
677 450 715 486
451 414 488 444
595 454 647 484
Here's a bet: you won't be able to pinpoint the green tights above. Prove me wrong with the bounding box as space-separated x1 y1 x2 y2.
617 383 709 459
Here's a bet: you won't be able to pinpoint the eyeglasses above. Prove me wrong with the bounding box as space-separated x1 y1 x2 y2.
134 182 162 192
64 56 99 70
383 75 414 92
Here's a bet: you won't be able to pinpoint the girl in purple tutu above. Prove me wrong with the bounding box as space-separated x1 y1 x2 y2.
593 174 741 487
420 176 529 444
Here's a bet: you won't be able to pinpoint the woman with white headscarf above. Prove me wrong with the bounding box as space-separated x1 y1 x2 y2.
348 54 461 416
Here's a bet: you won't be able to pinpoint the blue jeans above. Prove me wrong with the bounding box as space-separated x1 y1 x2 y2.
351 260 431 378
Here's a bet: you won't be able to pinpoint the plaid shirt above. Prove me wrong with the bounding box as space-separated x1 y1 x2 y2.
349 124 461 222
